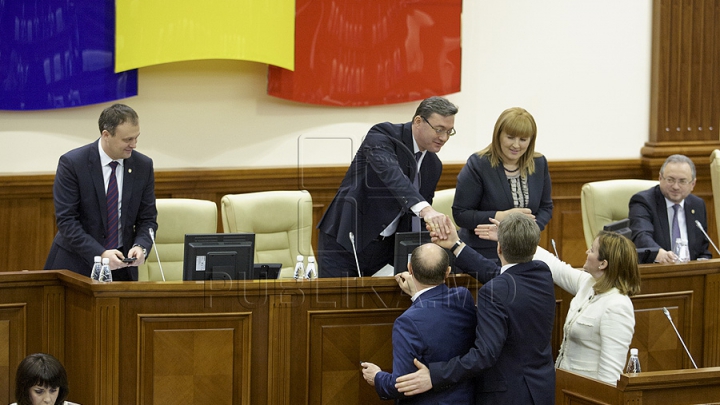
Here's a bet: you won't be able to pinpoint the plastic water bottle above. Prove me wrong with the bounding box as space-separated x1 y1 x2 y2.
674 238 690 263
99 257 112 282
625 348 641 374
293 255 304 280
90 256 102 281
305 256 317 279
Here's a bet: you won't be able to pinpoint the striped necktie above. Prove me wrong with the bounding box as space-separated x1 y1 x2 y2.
105 161 119 249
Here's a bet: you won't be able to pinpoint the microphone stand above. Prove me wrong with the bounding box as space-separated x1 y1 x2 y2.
695 220 720 256
149 228 166 282
662 307 698 369
349 232 362 277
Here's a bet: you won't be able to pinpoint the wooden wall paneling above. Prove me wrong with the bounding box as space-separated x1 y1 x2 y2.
42 285 64 359
0 303 26 405
268 295 292 405
95 297 120 405
137 313 252 405
63 286 96 405
306 309 402 405
704 273 720 366
629 291 694 371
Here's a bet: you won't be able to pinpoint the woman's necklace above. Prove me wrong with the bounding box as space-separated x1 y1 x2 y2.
503 165 520 173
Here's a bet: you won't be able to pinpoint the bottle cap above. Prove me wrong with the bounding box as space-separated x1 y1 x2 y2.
630 348 638 355
308 256 315 262
297 255 304 261
94 256 101 262
102 258 110 264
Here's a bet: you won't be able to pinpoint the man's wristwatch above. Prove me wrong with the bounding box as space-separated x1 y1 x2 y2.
132 244 148 258
450 240 463 256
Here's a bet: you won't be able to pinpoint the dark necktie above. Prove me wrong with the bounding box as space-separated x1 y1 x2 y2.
671 204 681 252
412 152 422 232
105 161 119 249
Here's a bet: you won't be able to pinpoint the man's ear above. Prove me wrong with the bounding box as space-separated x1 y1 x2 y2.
444 266 451 278
407 262 413 275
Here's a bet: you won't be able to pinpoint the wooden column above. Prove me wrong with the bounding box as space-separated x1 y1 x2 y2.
642 0 720 172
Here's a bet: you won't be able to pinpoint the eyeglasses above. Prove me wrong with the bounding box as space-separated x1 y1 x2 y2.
661 175 691 186
422 116 456 136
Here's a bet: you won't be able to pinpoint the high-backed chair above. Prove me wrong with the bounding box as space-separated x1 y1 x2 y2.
221 190 314 278
581 179 658 248
137 198 218 281
710 150 720 242
431 188 459 229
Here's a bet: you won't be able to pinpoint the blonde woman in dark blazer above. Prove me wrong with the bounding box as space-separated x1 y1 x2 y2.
453 107 553 264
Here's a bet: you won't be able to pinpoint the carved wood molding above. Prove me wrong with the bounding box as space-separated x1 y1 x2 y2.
95 297 120 405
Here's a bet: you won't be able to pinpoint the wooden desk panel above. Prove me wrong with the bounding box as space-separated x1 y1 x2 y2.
1 261 719 405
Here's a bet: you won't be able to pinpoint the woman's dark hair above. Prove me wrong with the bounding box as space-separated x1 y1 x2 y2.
15 353 69 405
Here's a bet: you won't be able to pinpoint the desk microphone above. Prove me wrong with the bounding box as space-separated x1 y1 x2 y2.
694 220 720 256
149 228 166 282
348 232 362 277
662 307 698 369
551 239 559 259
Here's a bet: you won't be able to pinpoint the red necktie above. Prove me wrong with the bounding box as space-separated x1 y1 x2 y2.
105 161 119 249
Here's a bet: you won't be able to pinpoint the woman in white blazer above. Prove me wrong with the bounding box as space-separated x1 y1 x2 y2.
534 231 641 384
476 222 641 385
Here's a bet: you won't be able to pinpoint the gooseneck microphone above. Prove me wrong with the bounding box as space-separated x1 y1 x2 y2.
149 228 166 282
348 232 362 277
695 220 720 256
551 239 560 259
662 307 698 369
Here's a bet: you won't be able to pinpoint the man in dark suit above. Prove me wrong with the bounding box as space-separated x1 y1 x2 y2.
318 96 458 277
44 104 158 281
395 213 556 405
361 243 477 404
629 154 712 263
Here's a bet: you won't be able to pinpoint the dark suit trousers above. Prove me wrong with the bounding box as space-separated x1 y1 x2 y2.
318 231 395 277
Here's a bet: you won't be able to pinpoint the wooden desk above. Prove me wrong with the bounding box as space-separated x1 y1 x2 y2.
0 271 478 405
556 367 720 404
1 258 719 405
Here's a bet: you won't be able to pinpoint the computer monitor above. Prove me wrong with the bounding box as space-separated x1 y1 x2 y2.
183 233 255 281
603 218 632 240
393 231 431 274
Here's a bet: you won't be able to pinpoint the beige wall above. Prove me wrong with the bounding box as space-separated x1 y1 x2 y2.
0 1 652 174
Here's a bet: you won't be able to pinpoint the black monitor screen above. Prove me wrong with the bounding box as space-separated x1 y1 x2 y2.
602 218 632 240
183 233 255 281
393 231 431 274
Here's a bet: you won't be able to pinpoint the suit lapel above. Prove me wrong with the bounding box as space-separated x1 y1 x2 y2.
654 187 672 247
88 142 108 229
494 164 514 207
122 155 135 228
684 202 697 249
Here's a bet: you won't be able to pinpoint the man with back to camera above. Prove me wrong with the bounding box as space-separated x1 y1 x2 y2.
629 154 712 264
44 104 158 281
394 213 556 405
360 243 477 404
317 96 458 277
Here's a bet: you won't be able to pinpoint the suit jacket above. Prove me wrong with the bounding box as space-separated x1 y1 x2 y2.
44 140 158 279
430 249 556 405
453 153 553 260
534 247 634 385
317 122 441 253
629 185 711 263
374 284 477 404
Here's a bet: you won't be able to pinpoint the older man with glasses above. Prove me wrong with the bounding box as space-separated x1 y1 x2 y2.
317 96 459 277
629 154 712 263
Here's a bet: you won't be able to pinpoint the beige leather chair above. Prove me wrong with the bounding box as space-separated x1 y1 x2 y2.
431 188 459 229
710 150 720 241
221 190 314 278
581 179 658 248
138 198 218 281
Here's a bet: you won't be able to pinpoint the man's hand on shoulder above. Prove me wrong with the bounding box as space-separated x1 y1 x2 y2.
394 358 432 396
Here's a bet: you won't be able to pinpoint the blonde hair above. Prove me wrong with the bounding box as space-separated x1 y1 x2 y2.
594 231 641 296
478 107 539 176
